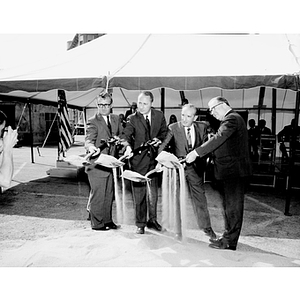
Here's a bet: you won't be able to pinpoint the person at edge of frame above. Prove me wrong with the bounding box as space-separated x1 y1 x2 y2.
186 96 252 251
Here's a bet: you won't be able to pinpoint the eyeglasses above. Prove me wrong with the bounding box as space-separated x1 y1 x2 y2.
209 102 223 114
97 104 111 108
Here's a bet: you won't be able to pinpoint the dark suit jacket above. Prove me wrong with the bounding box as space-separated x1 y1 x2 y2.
85 113 123 176
125 109 136 120
159 121 208 175
121 109 167 175
194 111 252 180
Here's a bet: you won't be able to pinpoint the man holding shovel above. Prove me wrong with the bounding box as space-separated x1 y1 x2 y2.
121 91 168 234
158 104 216 241
85 91 124 231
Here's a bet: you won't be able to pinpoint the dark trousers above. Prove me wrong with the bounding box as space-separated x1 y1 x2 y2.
86 168 114 229
216 177 246 247
131 176 158 228
185 167 212 230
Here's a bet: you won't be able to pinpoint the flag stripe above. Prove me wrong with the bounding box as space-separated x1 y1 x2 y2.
58 90 73 154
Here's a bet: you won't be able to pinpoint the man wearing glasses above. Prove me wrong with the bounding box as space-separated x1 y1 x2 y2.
186 96 252 250
85 91 124 231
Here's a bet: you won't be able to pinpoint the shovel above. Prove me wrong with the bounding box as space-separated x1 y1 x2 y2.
64 149 100 167
64 136 123 167
156 151 186 169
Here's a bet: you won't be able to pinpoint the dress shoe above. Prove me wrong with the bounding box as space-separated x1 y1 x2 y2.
209 243 236 251
92 226 110 231
105 222 121 230
203 227 217 240
136 227 145 234
146 220 162 231
209 237 236 251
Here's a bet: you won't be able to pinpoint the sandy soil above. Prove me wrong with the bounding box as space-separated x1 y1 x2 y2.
1 146 300 299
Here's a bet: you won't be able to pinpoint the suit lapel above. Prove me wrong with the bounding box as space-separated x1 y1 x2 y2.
194 123 202 148
137 111 148 131
178 122 189 152
97 113 111 136
110 114 118 135
150 109 156 138
138 111 151 140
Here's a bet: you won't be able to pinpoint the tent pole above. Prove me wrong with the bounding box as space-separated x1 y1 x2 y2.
28 101 34 164
83 108 87 136
160 88 165 114
41 112 58 148
285 86 300 216
271 88 277 134
179 91 185 105
257 86 266 122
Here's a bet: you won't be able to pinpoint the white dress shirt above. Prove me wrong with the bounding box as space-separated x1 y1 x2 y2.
185 124 195 148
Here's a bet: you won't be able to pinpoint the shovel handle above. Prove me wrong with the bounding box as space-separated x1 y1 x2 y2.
84 148 100 160
118 154 130 162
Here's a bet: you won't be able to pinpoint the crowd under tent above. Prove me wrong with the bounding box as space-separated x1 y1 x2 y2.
0 33 300 214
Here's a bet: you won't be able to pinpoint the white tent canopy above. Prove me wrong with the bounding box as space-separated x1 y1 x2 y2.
0 34 300 105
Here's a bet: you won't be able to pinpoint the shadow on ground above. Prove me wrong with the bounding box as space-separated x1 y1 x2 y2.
0 175 90 221
1 172 300 243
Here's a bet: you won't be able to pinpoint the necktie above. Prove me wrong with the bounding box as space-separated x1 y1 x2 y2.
187 127 192 151
107 115 112 135
146 115 151 138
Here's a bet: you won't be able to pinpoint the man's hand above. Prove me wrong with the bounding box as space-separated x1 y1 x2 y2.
185 150 198 164
2 126 18 151
124 145 133 159
88 145 98 155
149 138 161 147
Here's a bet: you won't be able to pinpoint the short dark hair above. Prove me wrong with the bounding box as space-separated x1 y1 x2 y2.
96 92 113 105
258 119 266 127
139 91 154 102
249 119 256 126
0 110 7 125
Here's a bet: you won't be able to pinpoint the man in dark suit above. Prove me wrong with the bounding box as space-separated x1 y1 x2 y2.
257 119 273 160
186 96 252 251
158 104 216 240
124 102 137 121
248 118 259 161
85 91 124 231
121 91 168 234
278 118 300 163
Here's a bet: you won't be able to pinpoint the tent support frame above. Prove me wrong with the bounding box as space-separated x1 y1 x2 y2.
28 101 34 164
284 77 300 216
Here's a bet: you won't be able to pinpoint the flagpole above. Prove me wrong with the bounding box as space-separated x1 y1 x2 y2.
42 112 58 149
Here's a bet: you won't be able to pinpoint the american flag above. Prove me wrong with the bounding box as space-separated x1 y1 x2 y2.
57 90 73 156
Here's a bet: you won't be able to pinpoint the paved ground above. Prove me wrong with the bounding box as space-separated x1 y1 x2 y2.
1 140 300 268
